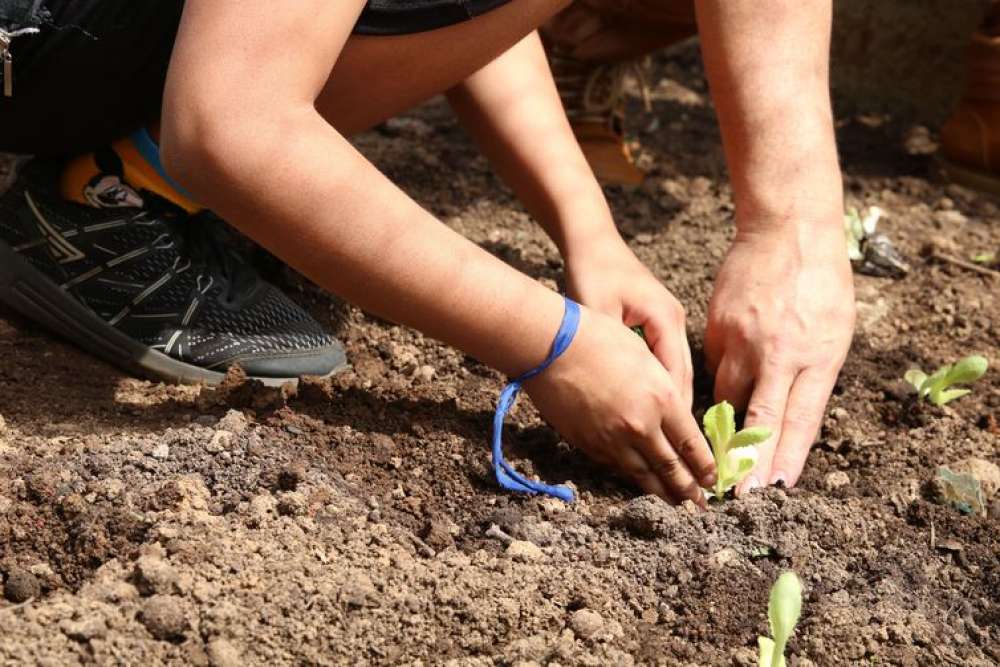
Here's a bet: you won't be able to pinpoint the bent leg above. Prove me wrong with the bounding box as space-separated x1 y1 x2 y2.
316 0 571 136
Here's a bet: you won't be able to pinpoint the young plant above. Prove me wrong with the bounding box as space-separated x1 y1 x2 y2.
844 206 882 261
758 571 803 667
905 355 989 406
703 401 771 501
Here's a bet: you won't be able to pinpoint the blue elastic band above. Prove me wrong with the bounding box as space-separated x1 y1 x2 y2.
491 297 580 503
128 128 195 199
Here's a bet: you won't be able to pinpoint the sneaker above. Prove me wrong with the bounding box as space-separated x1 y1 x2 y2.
0 153 347 386
940 7 1000 197
542 0 697 187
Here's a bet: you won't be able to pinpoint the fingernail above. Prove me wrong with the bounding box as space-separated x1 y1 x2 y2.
741 476 761 495
770 473 787 488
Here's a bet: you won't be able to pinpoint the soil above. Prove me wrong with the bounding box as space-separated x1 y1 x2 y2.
1 45 999 666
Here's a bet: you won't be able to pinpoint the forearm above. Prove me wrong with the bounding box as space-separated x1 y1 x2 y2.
696 0 843 233
165 110 565 377
445 31 619 260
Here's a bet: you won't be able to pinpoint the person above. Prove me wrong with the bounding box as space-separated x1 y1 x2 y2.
0 0 855 505
941 1 1000 196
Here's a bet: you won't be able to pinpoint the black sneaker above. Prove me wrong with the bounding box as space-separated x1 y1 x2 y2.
0 155 347 385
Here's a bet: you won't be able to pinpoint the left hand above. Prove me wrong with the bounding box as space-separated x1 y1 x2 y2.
565 235 694 408
705 224 856 492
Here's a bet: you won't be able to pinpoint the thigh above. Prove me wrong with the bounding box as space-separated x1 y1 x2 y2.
318 0 571 136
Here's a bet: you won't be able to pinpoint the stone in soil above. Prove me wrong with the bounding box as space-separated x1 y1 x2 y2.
140 595 190 641
3 567 41 603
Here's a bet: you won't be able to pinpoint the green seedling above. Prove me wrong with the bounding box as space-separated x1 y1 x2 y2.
905 355 989 406
971 251 997 265
703 400 771 501
758 571 803 667
844 206 882 261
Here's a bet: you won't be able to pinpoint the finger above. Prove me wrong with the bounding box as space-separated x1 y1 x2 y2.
769 367 838 487
735 365 796 496
657 401 715 496
643 306 694 408
640 430 706 507
616 447 670 500
713 354 754 411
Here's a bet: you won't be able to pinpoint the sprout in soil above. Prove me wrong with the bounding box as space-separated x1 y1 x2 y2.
844 206 882 261
703 400 771 501
758 571 803 667
905 355 989 406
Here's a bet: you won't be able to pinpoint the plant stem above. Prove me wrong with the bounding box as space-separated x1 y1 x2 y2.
771 639 786 667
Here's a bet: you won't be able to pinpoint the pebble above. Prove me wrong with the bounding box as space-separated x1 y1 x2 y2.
276 491 308 517
829 407 849 421
141 595 189 640
709 548 739 569
947 458 1000 499
150 443 170 460
569 609 604 640
506 540 544 562
60 617 107 642
206 430 235 453
824 471 851 491
215 410 249 436
133 555 178 595
3 567 41 603
206 639 243 667
414 365 436 383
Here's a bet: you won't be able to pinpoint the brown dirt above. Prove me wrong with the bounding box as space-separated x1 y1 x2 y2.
1 46 999 666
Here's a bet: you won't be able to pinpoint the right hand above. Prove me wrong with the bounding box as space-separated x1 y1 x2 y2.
524 304 715 506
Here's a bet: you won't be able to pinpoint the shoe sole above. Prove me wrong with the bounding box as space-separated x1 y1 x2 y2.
0 239 345 387
939 157 1000 199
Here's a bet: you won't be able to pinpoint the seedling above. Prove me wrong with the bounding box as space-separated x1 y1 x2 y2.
758 571 803 667
703 401 771 501
905 355 989 406
844 206 882 261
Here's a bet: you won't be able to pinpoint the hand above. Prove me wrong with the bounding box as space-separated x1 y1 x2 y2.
565 235 695 407
524 303 714 506
705 225 855 492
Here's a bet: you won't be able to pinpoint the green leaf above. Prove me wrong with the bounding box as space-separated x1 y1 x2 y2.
932 388 971 406
904 369 927 393
921 365 950 398
703 401 735 459
768 571 803 654
731 426 773 449
945 355 988 385
758 636 780 667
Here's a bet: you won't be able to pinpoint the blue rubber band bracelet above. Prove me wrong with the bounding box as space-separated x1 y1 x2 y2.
491 297 580 503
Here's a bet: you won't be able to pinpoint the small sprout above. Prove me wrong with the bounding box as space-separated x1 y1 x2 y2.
905 355 989 406
971 251 996 265
844 206 882 261
758 571 803 667
703 401 771 501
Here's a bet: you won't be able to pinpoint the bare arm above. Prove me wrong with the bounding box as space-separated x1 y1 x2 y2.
159 0 714 504
446 31 695 406
697 0 855 491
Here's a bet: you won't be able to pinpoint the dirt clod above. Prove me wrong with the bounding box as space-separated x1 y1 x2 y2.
133 555 178 596
506 540 544 562
206 639 243 667
140 595 190 641
3 567 41 603
570 609 605 640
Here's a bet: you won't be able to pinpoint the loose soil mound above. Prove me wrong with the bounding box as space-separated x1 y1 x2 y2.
1 47 998 665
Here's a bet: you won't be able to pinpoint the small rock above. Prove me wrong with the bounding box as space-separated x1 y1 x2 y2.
829 407 849 421
616 495 681 539
141 595 189 640
569 609 604 640
247 494 278 527
414 365 436 383
709 548 739 569
206 430 235 454
0 494 12 515
485 523 514 544
133 555 177 595
341 574 377 608
824 471 851 491
276 491 308 517
216 410 249 436
506 540 544 562
60 617 107 642
947 458 1000 499
206 639 242 667
3 567 41 603
150 443 170 460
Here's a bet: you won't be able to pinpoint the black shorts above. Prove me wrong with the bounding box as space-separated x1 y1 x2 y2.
0 0 512 156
